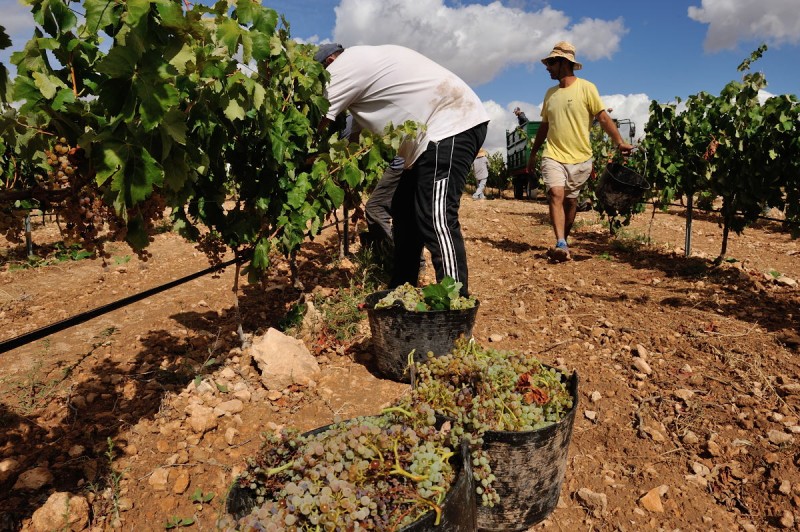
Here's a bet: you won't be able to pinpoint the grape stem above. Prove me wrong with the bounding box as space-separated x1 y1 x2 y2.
381 406 414 419
390 440 426 482
265 461 293 476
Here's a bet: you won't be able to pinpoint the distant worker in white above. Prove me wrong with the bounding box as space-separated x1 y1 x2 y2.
527 41 633 262
315 43 490 295
472 149 489 200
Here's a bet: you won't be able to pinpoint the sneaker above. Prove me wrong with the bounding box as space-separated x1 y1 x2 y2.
550 242 571 262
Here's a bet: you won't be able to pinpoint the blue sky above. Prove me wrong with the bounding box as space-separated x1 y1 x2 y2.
2 0 799 154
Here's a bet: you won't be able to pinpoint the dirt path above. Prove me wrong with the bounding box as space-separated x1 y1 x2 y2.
1 194 798 531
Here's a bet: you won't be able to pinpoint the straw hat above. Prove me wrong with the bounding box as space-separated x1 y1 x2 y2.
541 41 582 70
477 148 489 158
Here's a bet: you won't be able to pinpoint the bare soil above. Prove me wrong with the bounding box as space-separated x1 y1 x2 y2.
1 192 799 531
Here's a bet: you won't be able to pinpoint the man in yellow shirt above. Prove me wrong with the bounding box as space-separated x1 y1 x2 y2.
527 41 633 261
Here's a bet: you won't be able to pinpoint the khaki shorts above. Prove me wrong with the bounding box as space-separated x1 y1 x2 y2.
541 157 593 199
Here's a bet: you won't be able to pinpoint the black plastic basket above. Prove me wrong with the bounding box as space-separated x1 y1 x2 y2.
476 371 579 531
364 290 479 383
225 420 477 531
596 162 650 212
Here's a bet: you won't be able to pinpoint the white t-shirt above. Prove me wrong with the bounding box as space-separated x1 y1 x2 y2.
324 45 489 166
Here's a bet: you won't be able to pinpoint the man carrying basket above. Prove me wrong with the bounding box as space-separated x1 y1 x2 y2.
526 41 633 262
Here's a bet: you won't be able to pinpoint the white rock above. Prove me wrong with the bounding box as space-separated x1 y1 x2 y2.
634 344 649 360
148 468 171 491
185 404 218 434
225 427 239 446
488 334 504 342
682 431 700 445
584 410 597 421
776 275 797 288
780 510 795 528
30 492 90 532
674 389 695 401
590 391 602 403
215 399 244 416
249 328 321 390
632 357 652 375
233 388 252 402
768 430 794 445
576 488 607 517
0 458 19 484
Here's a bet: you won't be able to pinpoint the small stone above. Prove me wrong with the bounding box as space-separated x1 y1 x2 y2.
173 470 190 495
68 444 85 458
632 357 652 375
768 430 794 445
117 497 134 512
215 399 244 416
584 410 597 421
488 334 504 342
590 391 602 403
706 439 723 457
639 485 667 513
779 510 795 528
779 480 792 495
12 467 53 491
764 452 780 465
267 390 283 401
148 468 171 491
682 431 700 445
673 389 695 401
225 427 239 446
779 383 800 395
576 488 607 517
30 492 90 532
692 462 711 477
635 344 649 360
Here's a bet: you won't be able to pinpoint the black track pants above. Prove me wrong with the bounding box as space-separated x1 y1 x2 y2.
390 122 488 296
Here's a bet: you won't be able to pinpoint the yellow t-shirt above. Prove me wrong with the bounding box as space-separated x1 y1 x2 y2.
540 78 605 164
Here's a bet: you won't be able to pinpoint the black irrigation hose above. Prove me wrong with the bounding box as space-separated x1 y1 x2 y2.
0 256 240 355
0 213 352 355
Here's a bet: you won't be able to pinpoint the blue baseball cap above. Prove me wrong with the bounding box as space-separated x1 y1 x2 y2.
314 43 344 63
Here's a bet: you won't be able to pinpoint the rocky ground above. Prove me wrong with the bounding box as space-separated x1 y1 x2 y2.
1 192 799 531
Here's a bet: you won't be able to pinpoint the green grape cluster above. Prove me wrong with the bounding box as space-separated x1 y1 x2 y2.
374 280 477 311
43 138 79 190
222 404 456 531
407 339 574 507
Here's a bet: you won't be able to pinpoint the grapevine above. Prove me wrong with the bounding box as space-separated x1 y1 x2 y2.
405 339 574 506
221 405 458 530
1 0 413 281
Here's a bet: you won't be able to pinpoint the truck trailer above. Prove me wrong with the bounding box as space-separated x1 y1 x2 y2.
506 121 542 199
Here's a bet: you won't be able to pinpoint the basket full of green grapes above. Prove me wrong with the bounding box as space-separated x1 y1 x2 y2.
408 340 578 531
364 277 479 383
220 406 477 531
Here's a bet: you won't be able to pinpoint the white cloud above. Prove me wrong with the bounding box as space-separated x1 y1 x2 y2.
332 0 626 85
688 0 800 51
601 93 653 143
